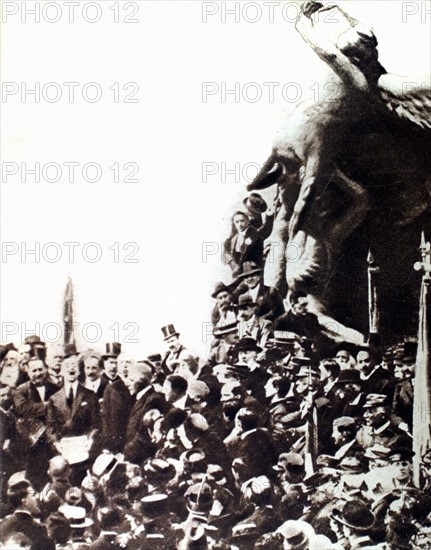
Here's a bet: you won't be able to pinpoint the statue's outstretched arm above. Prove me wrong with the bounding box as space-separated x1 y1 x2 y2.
295 4 369 92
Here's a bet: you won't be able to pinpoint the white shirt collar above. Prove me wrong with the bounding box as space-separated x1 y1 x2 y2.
374 420 391 434
334 438 356 460
136 385 152 401
35 385 46 402
64 381 79 396
173 394 188 409
85 378 101 392
248 284 260 302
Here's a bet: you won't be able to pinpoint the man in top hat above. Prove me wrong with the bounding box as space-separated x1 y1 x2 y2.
235 293 273 348
101 343 121 384
211 282 236 327
232 261 284 321
13 357 60 489
274 291 322 352
330 499 376 548
243 192 277 240
356 394 410 450
223 210 264 277
160 324 188 374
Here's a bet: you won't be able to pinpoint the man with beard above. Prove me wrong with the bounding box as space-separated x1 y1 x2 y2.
211 282 236 326
232 262 284 321
14 358 59 489
124 362 168 464
356 394 410 450
235 295 272 348
46 345 65 387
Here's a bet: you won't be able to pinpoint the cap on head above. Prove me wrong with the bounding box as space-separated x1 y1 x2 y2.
363 393 387 409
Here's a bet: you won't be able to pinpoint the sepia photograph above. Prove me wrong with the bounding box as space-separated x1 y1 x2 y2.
1 0 431 548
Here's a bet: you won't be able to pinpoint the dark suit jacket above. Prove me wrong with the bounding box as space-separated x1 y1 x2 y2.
223 226 264 276
233 283 284 320
14 380 59 446
250 212 274 240
14 380 59 421
85 376 109 400
234 428 277 478
161 345 186 374
124 386 168 463
102 377 134 453
0 511 51 547
46 384 101 440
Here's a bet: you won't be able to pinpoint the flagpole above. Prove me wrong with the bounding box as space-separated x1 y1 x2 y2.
367 249 380 347
63 276 75 346
412 233 431 488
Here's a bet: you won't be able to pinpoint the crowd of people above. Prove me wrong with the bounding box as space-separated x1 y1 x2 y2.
1 192 430 549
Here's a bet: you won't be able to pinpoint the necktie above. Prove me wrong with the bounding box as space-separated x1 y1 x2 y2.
67 386 74 409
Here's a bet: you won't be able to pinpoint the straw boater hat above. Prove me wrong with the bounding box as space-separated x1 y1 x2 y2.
58 505 93 529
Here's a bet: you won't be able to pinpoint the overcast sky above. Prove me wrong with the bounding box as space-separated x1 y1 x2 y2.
1 0 430 358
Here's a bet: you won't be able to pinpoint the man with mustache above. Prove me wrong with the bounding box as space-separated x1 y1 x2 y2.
235 294 272 348
14 357 59 489
46 349 101 465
